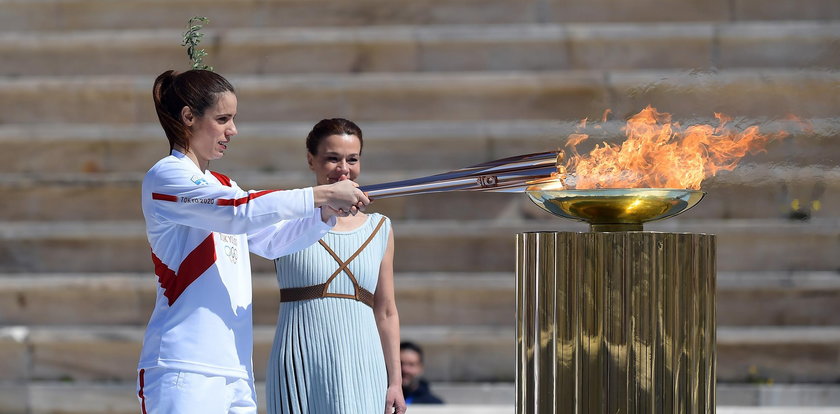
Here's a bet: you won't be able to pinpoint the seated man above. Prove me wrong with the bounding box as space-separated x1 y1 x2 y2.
400 341 444 405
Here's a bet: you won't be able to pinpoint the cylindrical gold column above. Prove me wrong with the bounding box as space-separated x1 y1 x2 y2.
516 232 716 413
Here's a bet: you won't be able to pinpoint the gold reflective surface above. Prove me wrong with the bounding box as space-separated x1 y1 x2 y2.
516 232 716 414
525 188 705 231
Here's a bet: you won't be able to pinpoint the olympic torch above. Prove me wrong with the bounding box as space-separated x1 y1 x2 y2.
359 151 562 198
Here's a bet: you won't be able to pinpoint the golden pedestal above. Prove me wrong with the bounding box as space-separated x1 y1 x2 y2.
516 231 716 413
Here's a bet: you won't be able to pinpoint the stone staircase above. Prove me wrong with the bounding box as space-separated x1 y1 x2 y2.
1 0 839 412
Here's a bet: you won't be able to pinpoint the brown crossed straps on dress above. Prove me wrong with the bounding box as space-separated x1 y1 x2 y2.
279 216 386 309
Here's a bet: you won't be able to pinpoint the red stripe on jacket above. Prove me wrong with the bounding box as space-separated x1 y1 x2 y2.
216 190 280 206
210 171 232 187
152 193 178 202
151 234 216 306
153 171 281 207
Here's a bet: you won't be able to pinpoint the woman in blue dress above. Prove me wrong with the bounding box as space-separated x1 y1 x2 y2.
267 118 406 414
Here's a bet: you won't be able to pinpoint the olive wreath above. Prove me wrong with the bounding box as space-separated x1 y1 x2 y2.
182 16 213 71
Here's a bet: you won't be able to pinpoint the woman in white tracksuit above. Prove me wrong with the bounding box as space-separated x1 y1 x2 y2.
136 69 369 414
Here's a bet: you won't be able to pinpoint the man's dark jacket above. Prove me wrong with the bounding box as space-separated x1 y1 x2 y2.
403 379 444 404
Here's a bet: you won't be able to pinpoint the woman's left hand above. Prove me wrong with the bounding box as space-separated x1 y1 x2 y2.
385 385 407 414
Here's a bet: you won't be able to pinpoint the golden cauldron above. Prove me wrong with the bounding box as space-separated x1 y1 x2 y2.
518 186 715 414
526 187 706 231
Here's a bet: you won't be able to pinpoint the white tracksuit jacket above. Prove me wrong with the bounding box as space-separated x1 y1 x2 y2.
138 150 333 379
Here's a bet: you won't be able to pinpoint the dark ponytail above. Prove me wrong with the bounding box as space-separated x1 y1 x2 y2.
152 69 235 152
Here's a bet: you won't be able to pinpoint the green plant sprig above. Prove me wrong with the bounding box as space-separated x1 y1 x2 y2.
182 16 213 71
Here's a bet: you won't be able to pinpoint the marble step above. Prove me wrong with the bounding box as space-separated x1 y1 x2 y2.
2 117 836 174
1 166 837 221
1 324 839 383
433 383 840 407
0 219 839 273
1 271 838 327
4 0 838 33
2 22 837 76
0 324 513 383
3 383 839 414
0 70 837 125
0 272 516 327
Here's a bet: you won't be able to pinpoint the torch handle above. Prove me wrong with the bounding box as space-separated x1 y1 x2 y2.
360 151 560 199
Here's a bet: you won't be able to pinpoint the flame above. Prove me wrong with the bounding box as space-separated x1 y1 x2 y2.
561 106 788 190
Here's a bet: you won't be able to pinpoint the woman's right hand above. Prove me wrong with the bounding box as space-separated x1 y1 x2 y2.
313 180 370 216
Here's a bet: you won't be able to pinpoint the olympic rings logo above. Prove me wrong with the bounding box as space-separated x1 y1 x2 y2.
224 245 239 264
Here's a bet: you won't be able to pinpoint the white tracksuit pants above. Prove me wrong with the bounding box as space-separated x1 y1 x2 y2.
137 368 257 414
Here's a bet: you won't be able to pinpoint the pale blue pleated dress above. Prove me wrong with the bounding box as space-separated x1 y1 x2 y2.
267 213 390 414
